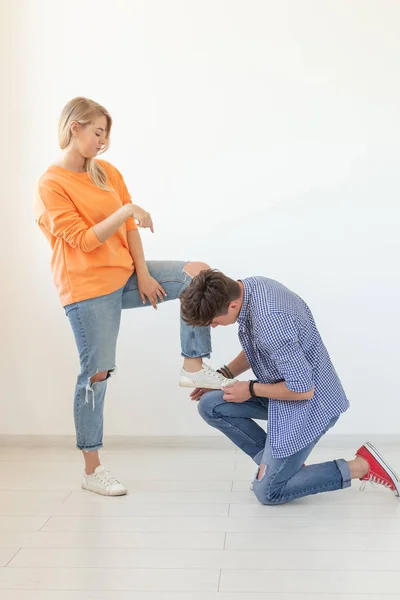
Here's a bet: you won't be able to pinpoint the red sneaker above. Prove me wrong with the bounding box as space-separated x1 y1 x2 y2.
356 442 400 495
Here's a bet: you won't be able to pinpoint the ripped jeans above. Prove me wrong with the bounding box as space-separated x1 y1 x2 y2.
65 261 211 451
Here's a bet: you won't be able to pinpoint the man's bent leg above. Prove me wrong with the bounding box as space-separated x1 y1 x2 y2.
198 391 269 462
253 416 351 505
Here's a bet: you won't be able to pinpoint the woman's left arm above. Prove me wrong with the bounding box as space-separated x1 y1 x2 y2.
127 229 166 309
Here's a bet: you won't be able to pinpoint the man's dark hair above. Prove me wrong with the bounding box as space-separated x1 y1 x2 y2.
180 269 241 326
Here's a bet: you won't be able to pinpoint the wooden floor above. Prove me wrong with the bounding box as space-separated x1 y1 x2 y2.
0 435 400 599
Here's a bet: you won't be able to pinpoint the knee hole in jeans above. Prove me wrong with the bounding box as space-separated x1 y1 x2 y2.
90 371 109 384
86 368 115 411
183 261 210 278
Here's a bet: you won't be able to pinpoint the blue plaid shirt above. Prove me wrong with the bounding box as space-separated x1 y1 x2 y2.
238 277 349 458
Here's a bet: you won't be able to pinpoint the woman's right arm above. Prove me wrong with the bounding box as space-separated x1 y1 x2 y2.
93 204 136 243
94 203 154 242
36 184 153 251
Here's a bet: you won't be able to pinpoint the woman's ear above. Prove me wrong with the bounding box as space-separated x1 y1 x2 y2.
70 121 80 136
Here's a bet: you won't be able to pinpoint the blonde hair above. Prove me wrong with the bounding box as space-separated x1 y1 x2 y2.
58 97 112 190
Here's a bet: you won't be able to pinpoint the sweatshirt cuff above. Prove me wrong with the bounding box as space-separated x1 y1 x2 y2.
126 217 138 232
84 227 104 251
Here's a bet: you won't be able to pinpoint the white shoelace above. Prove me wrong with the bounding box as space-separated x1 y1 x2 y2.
94 469 119 488
360 474 393 492
202 365 228 382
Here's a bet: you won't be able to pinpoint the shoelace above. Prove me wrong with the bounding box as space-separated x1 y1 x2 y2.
359 474 393 492
95 470 119 487
202 365 228 382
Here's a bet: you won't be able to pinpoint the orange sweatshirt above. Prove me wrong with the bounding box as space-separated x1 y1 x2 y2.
35 160 137 307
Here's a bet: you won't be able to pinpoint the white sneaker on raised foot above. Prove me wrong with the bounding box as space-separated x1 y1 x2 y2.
82 465 127 496
179 363 237 390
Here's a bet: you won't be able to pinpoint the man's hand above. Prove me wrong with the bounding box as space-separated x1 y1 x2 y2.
190 388 212 402
222 380 251 403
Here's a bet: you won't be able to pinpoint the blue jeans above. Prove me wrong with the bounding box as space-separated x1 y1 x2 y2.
65 261 211 451
198 391 352 505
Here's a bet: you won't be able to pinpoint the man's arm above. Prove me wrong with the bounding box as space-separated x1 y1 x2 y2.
222 379 314 403
223 311 316 403
253 380 314 401
256 311 315 401
225 351 251 377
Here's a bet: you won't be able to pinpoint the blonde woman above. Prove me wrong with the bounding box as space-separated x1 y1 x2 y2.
35 97 232 496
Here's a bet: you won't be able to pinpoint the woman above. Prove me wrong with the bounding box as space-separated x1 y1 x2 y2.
35 97 232 496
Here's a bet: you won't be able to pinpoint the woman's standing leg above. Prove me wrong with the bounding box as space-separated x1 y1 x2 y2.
65 287 126 495
122 260 233 388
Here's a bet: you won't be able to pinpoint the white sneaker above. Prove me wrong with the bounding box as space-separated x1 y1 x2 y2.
179 363 237 390
82 465 127 496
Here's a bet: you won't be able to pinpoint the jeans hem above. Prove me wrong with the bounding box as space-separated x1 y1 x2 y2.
77 444 103 452
336 458 352 489
181 352 211 359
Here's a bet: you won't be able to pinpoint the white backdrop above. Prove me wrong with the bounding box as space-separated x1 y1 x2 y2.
1 0 399 437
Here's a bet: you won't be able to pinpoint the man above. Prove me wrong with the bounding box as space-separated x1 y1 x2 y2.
180 269 399 505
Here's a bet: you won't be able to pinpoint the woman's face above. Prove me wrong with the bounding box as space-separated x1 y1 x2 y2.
72 114 109 158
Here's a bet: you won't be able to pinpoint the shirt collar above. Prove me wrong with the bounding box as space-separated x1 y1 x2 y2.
237 279 251 327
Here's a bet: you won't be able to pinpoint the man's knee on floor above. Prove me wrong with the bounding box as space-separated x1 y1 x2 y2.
254 484 290 506
261 494 290 506
253 470 290 506
184 261 210 278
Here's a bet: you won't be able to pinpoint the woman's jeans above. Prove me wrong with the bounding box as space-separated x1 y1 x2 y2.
65 261 211 451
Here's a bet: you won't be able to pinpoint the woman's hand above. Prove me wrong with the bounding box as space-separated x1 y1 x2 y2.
138 273 167 309
131 204 154 233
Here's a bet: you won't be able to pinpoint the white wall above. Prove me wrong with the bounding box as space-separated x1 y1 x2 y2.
1 0 399 437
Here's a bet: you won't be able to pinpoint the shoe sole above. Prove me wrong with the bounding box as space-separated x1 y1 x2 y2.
81 483 127 496
179 380 223 390
364 442 400 496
